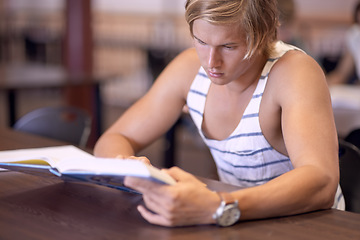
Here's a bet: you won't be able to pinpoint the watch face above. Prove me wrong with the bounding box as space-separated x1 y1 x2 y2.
218 204 241 227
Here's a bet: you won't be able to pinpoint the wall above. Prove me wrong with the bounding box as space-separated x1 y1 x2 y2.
6 0 359 20
93 0 185 14
295 0 358 22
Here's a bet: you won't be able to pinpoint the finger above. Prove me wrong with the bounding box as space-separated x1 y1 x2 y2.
137 205 173 227
166 167 195 181
124 176 164 194
136 156 151 165
124 178 175 219
126 156 151 165
141 193 173 220
165 167 206 186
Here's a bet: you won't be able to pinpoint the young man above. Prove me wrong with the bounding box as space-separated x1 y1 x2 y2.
94 0 343 227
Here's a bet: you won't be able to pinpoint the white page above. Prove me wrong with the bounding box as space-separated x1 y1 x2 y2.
0 145 93 167
0 145 176 185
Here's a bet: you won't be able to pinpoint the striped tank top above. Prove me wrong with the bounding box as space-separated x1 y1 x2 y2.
186 42 301 188
186 41 345 210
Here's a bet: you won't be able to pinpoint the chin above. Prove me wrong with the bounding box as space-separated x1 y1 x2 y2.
208 77 229 86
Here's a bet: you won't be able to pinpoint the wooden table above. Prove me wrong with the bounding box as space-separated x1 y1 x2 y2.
1 128 360 240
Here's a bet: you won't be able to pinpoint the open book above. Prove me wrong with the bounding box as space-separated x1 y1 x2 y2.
0 145 176 193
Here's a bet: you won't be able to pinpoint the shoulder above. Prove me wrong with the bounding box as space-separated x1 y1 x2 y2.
145 48 200 103
156 48 201 97
177 47 199 61
165 48 199 69
167 48 200 75
267 49 329 105
274 50 324 80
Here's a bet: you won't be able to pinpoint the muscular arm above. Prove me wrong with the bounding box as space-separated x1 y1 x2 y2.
233 51 339 219
123 51 340 227
94 49 200 159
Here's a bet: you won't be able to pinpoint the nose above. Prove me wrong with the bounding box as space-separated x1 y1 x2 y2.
208 47 221 69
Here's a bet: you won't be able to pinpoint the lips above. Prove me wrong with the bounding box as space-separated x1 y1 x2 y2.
208 70 224 78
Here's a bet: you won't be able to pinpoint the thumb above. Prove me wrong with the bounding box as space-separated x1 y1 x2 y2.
165 167 205 186
163 167 189 181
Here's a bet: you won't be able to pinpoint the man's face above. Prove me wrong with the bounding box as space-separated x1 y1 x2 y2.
192 19 254 85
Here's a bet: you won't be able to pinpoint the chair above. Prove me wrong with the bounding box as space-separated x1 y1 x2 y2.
338 139 360 213
13 106 91 147
344 128 360 149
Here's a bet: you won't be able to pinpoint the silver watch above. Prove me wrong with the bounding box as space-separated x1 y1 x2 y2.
212 192 241 227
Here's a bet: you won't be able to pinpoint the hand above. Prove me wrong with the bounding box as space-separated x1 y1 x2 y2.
124 167 220 227
115 154 151 165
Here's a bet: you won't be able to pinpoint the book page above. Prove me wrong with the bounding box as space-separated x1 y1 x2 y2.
0 145 176 186
57 158 176 185
0 145 93 168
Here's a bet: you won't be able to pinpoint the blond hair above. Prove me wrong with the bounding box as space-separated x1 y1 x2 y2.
185 0 279 59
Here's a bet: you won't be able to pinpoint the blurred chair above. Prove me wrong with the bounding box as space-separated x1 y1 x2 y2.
13 106 91 147
344 128 360 149
338 139 360 213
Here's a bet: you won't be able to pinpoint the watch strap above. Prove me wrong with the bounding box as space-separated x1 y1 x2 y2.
217 192 236 205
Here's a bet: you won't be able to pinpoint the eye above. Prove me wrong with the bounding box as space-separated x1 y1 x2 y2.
223 45 236 50
194 37 206 45
198 39 206 45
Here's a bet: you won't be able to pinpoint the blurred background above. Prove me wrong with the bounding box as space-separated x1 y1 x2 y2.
0 0 359 178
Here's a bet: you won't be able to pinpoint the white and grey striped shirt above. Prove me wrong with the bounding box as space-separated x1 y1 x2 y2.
186 41 345 209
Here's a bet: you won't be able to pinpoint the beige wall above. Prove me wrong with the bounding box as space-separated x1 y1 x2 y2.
2 0 358 81
295 0 358 22
5 0 359 20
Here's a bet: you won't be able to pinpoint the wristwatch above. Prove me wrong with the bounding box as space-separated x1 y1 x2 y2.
212 192 241 227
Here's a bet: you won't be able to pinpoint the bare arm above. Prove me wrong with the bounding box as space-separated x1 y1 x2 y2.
232 51 339 219
94 48 200 159
124 51 340 226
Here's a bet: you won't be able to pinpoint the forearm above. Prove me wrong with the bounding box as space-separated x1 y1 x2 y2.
93 132 137 158
232 166 337 220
